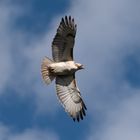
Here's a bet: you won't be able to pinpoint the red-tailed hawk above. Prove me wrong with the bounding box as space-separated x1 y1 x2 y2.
41 16 87 122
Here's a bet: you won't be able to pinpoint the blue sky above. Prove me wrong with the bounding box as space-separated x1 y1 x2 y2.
0 0 140 140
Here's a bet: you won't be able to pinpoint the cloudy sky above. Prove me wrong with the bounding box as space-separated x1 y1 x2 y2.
0 0 140 140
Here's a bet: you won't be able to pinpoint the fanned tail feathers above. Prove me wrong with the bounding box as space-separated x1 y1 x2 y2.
41 57 55 85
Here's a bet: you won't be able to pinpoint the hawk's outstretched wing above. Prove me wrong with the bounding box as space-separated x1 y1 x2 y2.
52 16 77 62
56 75 87 121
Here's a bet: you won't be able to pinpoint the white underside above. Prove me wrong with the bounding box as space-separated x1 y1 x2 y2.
49 61 78 75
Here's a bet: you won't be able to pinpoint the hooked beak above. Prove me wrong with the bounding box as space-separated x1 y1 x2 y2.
79 65 84 69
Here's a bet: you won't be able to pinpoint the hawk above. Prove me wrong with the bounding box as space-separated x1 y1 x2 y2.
41 16 87 122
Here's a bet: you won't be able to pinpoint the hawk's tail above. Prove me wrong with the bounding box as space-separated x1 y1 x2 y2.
41 57 55 85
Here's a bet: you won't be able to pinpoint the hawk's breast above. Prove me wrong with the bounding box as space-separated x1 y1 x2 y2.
49 61 77 75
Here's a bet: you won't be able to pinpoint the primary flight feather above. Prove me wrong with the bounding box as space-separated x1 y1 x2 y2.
41 16 87 122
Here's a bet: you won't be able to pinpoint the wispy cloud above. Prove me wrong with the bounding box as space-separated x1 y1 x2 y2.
0 0 60 115
0 123 59 140
66 0 140 139
0 0 140 139
68 0 140 109
88 91 140 140
0 1 19 93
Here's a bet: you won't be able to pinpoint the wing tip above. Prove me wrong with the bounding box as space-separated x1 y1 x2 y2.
72 105 87 122
60 15 76 29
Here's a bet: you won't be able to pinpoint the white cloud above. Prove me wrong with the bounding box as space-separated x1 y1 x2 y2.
0 1 140 137
0 3 13 93
0 1 60 115
88 90 140 140
0 123 59 140
0 0 30 93
66 0 140 139
66 0 140 111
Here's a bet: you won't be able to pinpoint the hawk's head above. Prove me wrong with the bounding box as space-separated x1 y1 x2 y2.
75 63 84 70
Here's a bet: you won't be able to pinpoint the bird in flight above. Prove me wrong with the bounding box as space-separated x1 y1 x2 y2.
41 16 87 122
